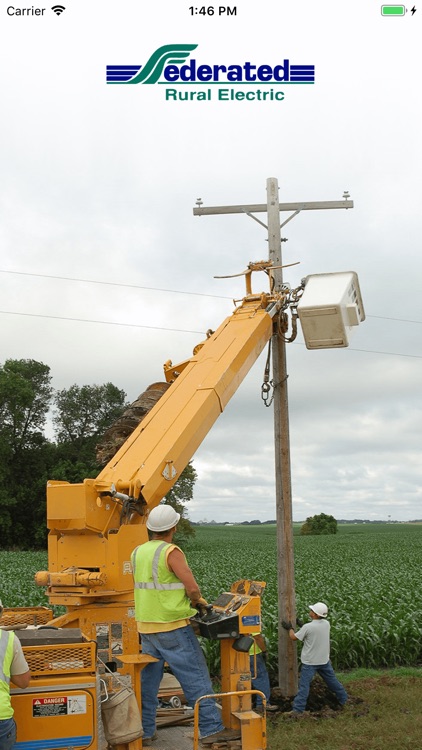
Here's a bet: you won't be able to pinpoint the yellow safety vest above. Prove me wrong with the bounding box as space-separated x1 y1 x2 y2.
0 630 15 719
131 541 196 624
249 633 264 656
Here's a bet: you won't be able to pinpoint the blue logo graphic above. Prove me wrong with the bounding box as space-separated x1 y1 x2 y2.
107 44 198 84
106 44 315 85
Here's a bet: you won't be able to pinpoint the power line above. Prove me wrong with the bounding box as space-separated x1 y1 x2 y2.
1 268 421 325
0 268 231 300
0 310 204 335
368 315 422 325
1 309 422 360
331 347 422 360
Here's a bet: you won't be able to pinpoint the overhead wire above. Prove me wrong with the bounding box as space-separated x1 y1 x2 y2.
1 269 422 360
0 310 204 335
0 268 231 300
1 309 422 360
1 268 422 324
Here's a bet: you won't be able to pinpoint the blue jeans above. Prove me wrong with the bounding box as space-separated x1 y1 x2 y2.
293 661 348 713
0 718 16 750
140 625 224 739
250 653 271 708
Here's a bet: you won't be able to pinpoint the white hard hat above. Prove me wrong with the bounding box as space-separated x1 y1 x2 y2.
146 505 180 532
309 602 328 618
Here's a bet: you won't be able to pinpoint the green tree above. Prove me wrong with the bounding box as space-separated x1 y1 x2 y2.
162 461 197 542
300 512 337 536
0 359 52 452
0 359 53 547
52 383 127 480
0 362 197 548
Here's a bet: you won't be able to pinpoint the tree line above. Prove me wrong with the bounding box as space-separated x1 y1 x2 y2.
0 358 195 549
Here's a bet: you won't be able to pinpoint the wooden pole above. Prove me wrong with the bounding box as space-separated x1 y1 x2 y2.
193 181 353 694
266 178 298 696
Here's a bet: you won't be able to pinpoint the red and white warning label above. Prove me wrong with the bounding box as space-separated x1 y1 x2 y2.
32 695 87 717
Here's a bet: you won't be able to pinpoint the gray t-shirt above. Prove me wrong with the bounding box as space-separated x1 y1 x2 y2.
294 619 330 665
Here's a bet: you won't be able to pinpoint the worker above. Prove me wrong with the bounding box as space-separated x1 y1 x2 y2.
131 505 241 747
282 602 348 715
0 599 31 750
249 633 277 713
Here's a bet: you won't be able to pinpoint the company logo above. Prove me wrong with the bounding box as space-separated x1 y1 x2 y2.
106 44 315 85
107 44 199 84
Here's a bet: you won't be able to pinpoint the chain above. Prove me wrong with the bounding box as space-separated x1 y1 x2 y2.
260 283 304 406
277 282 304 343
261 311 287 406
282 309 298 343
261 340 275 407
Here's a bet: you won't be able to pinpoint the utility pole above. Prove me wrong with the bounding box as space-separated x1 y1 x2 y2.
266 177 298 693
193 179 353 696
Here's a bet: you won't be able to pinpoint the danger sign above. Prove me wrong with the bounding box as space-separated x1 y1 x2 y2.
32 695 87 717
33 697 67 717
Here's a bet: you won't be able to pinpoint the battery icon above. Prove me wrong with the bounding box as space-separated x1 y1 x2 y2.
381 5 406 14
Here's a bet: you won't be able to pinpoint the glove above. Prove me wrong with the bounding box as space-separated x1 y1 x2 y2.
261 651 268 662
281 620 293 631
194 597 213 618
296 618 304 628
194 596 209 608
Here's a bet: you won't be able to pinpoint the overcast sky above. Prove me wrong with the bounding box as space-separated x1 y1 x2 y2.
1 1 421 522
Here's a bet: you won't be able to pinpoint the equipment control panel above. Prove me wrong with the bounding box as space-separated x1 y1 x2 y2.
193 579 265 640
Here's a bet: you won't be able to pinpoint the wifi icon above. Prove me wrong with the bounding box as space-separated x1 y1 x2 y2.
51 5 66 14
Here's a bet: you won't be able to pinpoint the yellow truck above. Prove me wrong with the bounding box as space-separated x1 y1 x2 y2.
4 260 364 750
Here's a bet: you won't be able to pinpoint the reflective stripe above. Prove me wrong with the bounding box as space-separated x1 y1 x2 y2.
131 545 141 579
133 540 196 623
0 631 12 684
0 630 14 719
152 543 166 583
135 582 185 590
134 543 184 590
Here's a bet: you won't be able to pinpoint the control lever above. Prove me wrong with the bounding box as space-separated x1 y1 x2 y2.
195 599 220 623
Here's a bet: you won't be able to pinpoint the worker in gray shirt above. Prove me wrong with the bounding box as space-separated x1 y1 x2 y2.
282 602 347 715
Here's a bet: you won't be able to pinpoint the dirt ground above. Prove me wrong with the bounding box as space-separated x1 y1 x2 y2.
270 677 356 714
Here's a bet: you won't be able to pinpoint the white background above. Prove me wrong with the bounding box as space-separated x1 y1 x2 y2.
1 1 421 522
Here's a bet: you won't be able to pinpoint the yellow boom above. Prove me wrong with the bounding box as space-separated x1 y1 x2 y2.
40 290 282 604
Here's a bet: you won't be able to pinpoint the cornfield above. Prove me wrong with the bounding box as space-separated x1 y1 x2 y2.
186 522 422 676
1 523 421 676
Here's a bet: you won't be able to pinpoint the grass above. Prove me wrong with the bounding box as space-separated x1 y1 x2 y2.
2 527 421 748
340 666 422 682
267 671 422 750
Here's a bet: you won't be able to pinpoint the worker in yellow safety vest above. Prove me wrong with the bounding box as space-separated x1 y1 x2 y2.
249 633 277 713
0 599 31 750
131 505 241 747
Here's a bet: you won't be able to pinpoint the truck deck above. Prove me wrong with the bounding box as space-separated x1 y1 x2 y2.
155 725 195 750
